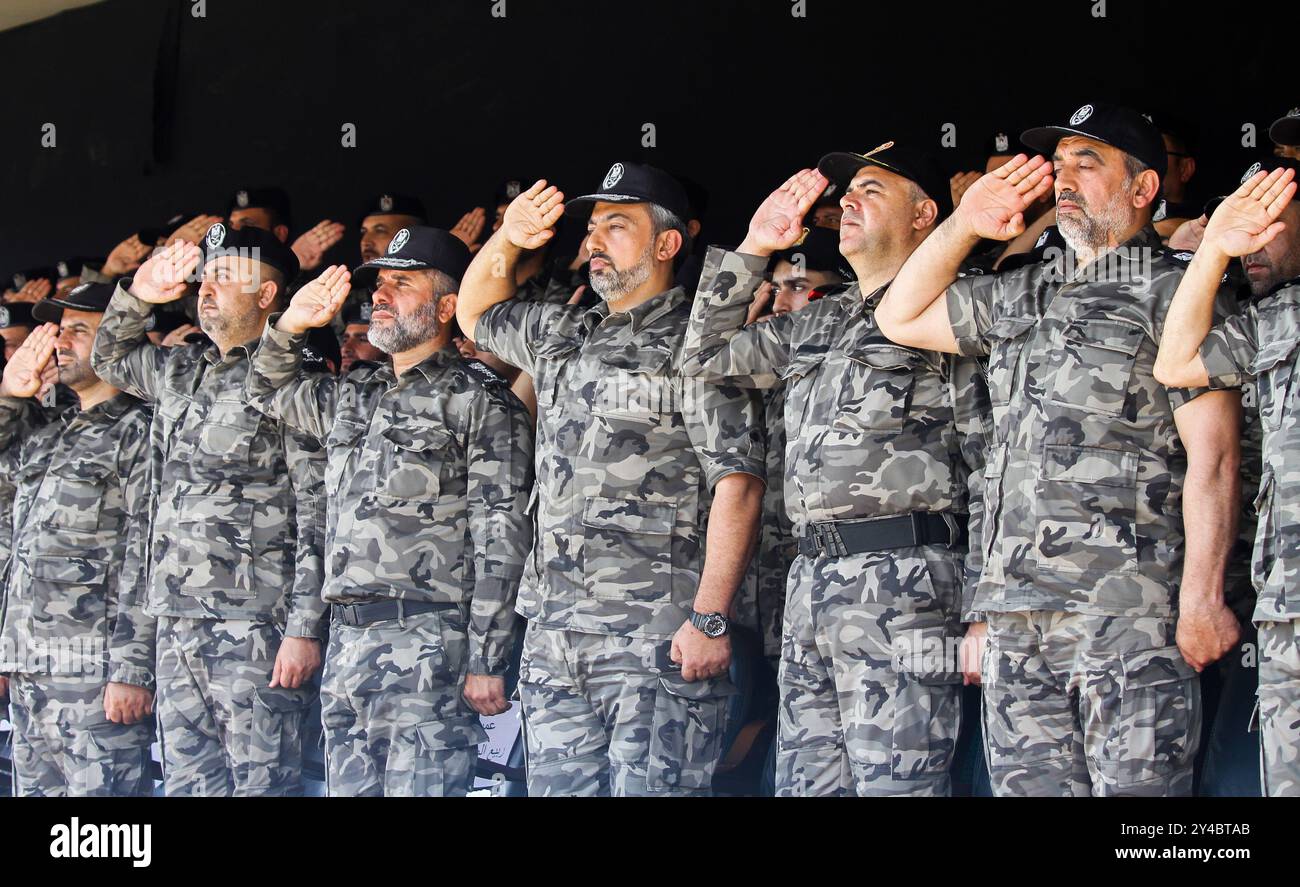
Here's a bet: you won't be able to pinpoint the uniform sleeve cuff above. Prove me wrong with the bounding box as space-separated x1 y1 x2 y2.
107 662 155 690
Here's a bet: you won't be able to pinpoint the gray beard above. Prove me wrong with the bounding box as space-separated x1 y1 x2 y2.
1057 190 1134 257
368 300 441 354
588 246 654 302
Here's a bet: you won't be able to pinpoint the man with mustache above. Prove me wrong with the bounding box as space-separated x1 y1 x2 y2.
338 297 384 374
681 146 991 796
1153 160 1300 796
0 282 155 795
242 227 534 796
457 163 765 796
876 102 1242 796
92 226 328 796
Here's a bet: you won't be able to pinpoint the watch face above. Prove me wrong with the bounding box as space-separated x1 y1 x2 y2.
705 614 725 637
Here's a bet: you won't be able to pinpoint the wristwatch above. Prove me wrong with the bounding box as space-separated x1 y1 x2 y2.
689 611 729 638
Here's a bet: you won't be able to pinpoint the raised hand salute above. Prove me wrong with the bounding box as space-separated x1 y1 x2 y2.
276 264 352 335
738 168 829 257
952 153 1055 241
0 322 58 399
1200 165 1296 260
500 179 565 250
128 240 202 304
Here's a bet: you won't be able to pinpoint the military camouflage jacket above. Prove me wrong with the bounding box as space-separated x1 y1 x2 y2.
0 393 156 687
1200 277 1300 621
0 398 44 586
246 320 534 676
476 286 766 640
91 284 328 637
681 247 990 620
947 226 1233 618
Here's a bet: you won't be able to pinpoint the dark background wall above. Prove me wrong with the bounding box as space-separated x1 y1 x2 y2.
0 0 1290 273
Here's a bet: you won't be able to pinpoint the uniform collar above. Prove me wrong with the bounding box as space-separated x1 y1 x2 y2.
63 391 136 425
201 337 258 366
370 346 456 385
582 286 685 335
1052 224 1164 282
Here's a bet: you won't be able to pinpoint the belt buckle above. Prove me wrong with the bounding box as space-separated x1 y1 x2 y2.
808 523 827 557
824 523 847 558
335 603 358 626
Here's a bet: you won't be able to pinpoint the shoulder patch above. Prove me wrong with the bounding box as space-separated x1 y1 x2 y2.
1171 251 1196 262
462 358 508 388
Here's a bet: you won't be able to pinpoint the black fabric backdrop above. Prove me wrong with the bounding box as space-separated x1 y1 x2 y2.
0 0 1291 273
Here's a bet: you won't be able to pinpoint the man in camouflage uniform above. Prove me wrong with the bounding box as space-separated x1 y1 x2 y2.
459 164 766 797
682 147 990 797
92 227 328 796
734 228 850 663
1153 159 1300 796
244 227 534 796
878 102 1243 796
0 283 155 796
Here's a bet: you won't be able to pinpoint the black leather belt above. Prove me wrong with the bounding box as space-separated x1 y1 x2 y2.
331 599 456 627
798 512 969 558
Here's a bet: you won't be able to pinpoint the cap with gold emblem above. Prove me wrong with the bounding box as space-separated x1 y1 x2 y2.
818 141 953 217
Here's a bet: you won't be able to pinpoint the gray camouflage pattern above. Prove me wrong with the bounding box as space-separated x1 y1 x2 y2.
981 610 1199 796
245 318 533 675
91 283 328 636
474 285 766 639
946 226 1234 617
154 615 312 796
518 623 735 796
680 247 988 796
0 392 155 687
7 673 152 797
1256 617 1300 796
321 608 486 796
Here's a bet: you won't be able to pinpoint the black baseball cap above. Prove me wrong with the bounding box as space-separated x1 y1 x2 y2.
565 161 693 222
818 141 954 218
1021 101 1167 179
1203 154 1300 218
138 211 191 246
199 222 301 283
228 186 293 227
55 257 100 281
772 226 851 279
358 193 427 226
0 303 34 329
10 267 57 291
32 281 114 323
1269 107 1300 147
985 130 1018 158
352 226 472 288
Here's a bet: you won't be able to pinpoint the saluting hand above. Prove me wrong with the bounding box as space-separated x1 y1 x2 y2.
0 323 58 399
6 278 53 305
291 219 347 271
277 264 351 335
956 154 1054 241
501 180 565 250
450 207 487 253
1201 166 1297 259
129 240 201 304
738 168 829 257
102 232 154 277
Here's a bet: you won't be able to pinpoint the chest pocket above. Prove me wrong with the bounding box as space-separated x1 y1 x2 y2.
592 349 675 423
379 426 453 501
834 344 924 433
324 421 366 496
533 332 582 411
42 462 112 535
1050 318 1145 417
1251 338 1300 433
196 401 263 463
983 316 1036 408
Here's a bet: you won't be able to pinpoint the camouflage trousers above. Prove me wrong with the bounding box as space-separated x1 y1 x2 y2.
7 673 153 797
155 616 313 796
776 549 966 797
518 623 736 796
321 606 485 797
981 610 1200 797
1257 617 1300 797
